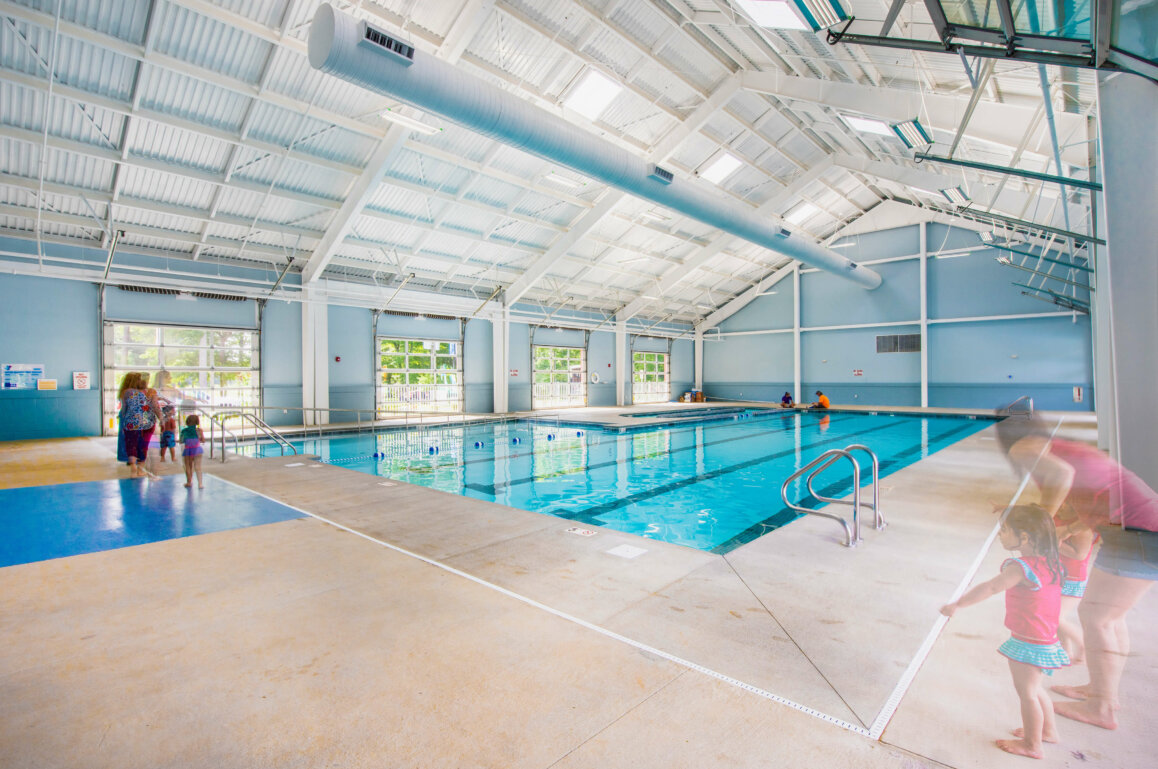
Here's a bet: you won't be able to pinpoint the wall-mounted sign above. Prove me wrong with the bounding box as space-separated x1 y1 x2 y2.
853 369 863 376
37 379 57 390
2 363 44 390
509 369 518 377
72 371 91 390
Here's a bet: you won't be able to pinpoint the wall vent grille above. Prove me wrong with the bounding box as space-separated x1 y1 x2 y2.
876 333 921 353
648 165 674 184
359 22 415 64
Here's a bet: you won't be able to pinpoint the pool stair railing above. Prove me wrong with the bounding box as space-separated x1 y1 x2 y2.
780 444 885 547
1002 395 1034 418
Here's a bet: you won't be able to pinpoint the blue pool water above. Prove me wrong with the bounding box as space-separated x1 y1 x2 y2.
247 411 993 553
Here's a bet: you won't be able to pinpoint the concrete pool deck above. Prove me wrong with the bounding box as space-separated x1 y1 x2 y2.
1 410 1154 768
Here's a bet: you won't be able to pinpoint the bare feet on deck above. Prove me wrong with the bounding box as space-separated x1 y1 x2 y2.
1012 727 1057 744
996 738 1043 759
1054 700 1119 730
1051 684 1120 709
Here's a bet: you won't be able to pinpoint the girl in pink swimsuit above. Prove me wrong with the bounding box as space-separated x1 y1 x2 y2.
942 505 1068 759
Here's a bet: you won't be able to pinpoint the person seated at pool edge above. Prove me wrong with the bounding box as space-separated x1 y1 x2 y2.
810 390 830 409
780 391 794 408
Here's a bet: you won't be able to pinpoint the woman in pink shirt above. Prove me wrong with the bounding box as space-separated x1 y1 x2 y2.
1000 418 1158 730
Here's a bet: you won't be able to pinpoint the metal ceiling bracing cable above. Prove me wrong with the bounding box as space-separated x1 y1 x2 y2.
34 0 64 268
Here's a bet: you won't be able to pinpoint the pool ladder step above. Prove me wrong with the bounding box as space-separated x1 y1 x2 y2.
780 444 885 547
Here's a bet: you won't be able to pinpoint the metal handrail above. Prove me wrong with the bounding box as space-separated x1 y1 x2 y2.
780 443 885 547
804 444 886 532
782 449 862 547
217 411 297 459
1004 395 1034 417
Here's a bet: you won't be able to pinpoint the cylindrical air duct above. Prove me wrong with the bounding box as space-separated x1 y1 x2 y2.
308 4 881 289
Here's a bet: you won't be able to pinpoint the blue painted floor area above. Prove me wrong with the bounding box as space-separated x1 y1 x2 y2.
0 475 305 568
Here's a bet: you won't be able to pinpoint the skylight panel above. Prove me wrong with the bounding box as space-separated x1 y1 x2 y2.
700 153 743 184
564 69 622 121
735 0 809 30
841 114 893 136
784 202 819 225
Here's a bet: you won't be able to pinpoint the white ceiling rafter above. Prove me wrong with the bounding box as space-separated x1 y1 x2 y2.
0 0 1098 322
301 0 495 284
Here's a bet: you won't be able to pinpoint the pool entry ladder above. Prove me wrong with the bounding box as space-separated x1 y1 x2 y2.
780 444 885 547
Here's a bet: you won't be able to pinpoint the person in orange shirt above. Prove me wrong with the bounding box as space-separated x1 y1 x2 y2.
810 390 830 409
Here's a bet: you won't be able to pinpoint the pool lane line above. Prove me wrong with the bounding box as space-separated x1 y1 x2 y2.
864 416 1065 741
465 413 865 496
709 419 987 553
306 411 814 471
547 416 919 528
208 472 876 738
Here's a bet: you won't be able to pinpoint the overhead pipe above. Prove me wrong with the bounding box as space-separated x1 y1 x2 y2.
308 5 881 290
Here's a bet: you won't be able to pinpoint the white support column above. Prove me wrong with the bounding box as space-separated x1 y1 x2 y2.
919 221 929 407
300 288 328 426
693 329 703 391
1092 227 1116 452
491 306 509 414
615 318 627 406
793 264 802 402
1097 71 1158 485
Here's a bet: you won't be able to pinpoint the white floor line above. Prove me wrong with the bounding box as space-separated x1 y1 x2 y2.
210 473 873 737
865 417 1065 740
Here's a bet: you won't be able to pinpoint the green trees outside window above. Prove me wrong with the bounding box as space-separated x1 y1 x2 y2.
377 337 462 414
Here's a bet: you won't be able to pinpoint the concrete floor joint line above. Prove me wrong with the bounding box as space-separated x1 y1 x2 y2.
211 474 877 738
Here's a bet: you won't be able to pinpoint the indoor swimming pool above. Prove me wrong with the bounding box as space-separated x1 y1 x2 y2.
246 411 996 553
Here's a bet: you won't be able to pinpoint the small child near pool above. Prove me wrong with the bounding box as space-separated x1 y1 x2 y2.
181 414 204 489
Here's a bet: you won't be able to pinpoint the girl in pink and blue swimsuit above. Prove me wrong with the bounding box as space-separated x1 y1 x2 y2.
942 505 1068 760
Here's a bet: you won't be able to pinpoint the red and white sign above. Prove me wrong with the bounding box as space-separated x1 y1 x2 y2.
565 527 598 537
72 371 90 389
509 368 519 377
853 369 863 377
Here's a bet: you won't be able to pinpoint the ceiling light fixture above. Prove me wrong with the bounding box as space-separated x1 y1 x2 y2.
891 118 933 149
563 69 622 121
784 202 819 225
841 114 893 136
699 152 743 184
544 172 586 189
380 107 440 135
940 186 970 205
979 231 995 243
735 0 809 30
790 0 850 31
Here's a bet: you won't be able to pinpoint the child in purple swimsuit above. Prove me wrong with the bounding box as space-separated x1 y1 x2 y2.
181 414 204 489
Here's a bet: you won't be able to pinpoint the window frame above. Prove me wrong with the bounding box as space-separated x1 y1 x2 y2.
102 321 260 435
376 336 463 414
531 344 587 409
631 351 670 404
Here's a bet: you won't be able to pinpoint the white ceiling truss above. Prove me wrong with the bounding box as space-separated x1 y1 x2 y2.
0 0 1101 329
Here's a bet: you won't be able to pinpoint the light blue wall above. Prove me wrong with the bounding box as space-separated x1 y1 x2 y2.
509 323 532 411
328 306 374 422
261 299 302 427
928 247 1090 319
0 275 101 439
105 287 258 328
703 331 793 402
801 259 919 328
671 338 693 400
464 319 493 413
929 317 1092 410
703 222 1094 411
719 281 794 333
587 330 617 406
804 325 922 407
